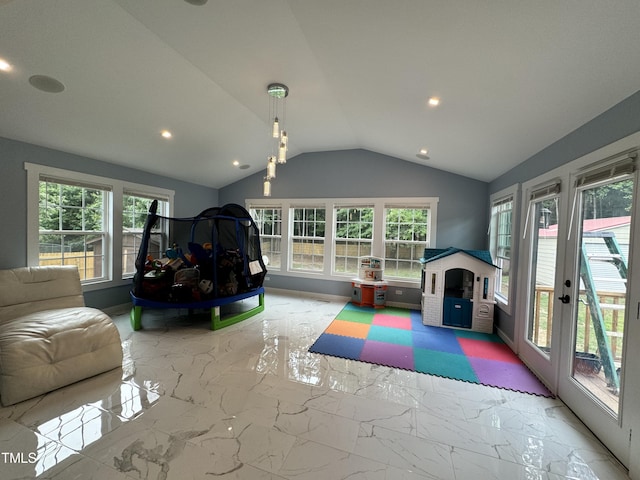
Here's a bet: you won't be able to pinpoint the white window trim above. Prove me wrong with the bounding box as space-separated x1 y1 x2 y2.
382 203 433 281
121 192 171 280
290 204 328 274
248 206 282 270
332 205 374 277
26 162 174 292
489 184 519 314
247 197 438 288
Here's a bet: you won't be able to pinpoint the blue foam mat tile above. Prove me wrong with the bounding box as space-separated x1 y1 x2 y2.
309 333 365 360
412 328 464 354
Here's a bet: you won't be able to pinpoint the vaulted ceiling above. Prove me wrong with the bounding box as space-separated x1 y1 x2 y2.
1 0 639 188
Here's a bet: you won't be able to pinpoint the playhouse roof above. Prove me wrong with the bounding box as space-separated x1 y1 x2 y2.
419 247 496 267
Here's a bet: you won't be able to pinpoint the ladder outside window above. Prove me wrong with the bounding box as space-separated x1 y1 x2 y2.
579 231 627 393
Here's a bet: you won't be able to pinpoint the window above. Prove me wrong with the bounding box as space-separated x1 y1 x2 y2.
489 185 519 310
291 207 325 272
494 200 512 300
249 207 282 269
122 193 169 277
38 177 109 281
247 197 437 285
334 206 373 275
384 207 429 279
26 163 174 289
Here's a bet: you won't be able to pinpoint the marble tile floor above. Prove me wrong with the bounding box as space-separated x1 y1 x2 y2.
0 290 631 480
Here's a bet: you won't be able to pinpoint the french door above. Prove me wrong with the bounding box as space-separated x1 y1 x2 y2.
518 147 638 468
517 178 565 393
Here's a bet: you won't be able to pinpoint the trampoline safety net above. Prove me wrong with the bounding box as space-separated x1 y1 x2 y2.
132 201 267 303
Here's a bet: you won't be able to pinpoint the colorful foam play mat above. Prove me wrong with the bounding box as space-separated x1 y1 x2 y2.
309 303 552 397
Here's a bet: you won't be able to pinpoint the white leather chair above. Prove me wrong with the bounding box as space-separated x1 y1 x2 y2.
0 266 122 406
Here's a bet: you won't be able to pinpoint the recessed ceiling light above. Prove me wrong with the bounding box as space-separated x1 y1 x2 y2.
29 74 65 93
416 148 430 160
232 160 240 166
0 58 12 72
160 130 172 139
239 164 250 170
428 97 440 107
184 0 208 5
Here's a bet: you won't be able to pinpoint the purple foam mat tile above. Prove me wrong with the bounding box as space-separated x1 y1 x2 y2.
360 340 414 370
469 357 552 397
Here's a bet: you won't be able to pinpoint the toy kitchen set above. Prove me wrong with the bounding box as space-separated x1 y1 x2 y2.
351 256 387 308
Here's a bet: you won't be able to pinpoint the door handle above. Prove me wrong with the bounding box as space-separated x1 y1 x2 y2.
558 294 570 304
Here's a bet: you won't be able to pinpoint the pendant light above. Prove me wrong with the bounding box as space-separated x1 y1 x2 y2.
267 155 277 179
263 83 290 195
263 177 272 197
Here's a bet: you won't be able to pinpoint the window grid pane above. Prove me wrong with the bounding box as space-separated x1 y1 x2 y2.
38 180 107 281
334 207 373 275
122 194 168 277
384 208 429 279
292 207 325 271
250 207 282 269
493 198 513 299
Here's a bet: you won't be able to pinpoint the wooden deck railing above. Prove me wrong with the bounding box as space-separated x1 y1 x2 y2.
531 286 625 362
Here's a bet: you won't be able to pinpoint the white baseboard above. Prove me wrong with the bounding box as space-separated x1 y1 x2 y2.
264 287 419 310
264 286 350 304
386 301 421 310
103 303 132 316
495 326 517 353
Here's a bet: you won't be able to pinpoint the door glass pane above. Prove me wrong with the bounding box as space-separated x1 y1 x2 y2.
527 198 559 353
572 178 632 416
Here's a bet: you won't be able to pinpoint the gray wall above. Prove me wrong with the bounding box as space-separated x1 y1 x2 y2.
0 139 488 310
0 136 218 308
491 90 640 193
489 89 640 340
6 81 637 316
220 149 489 304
